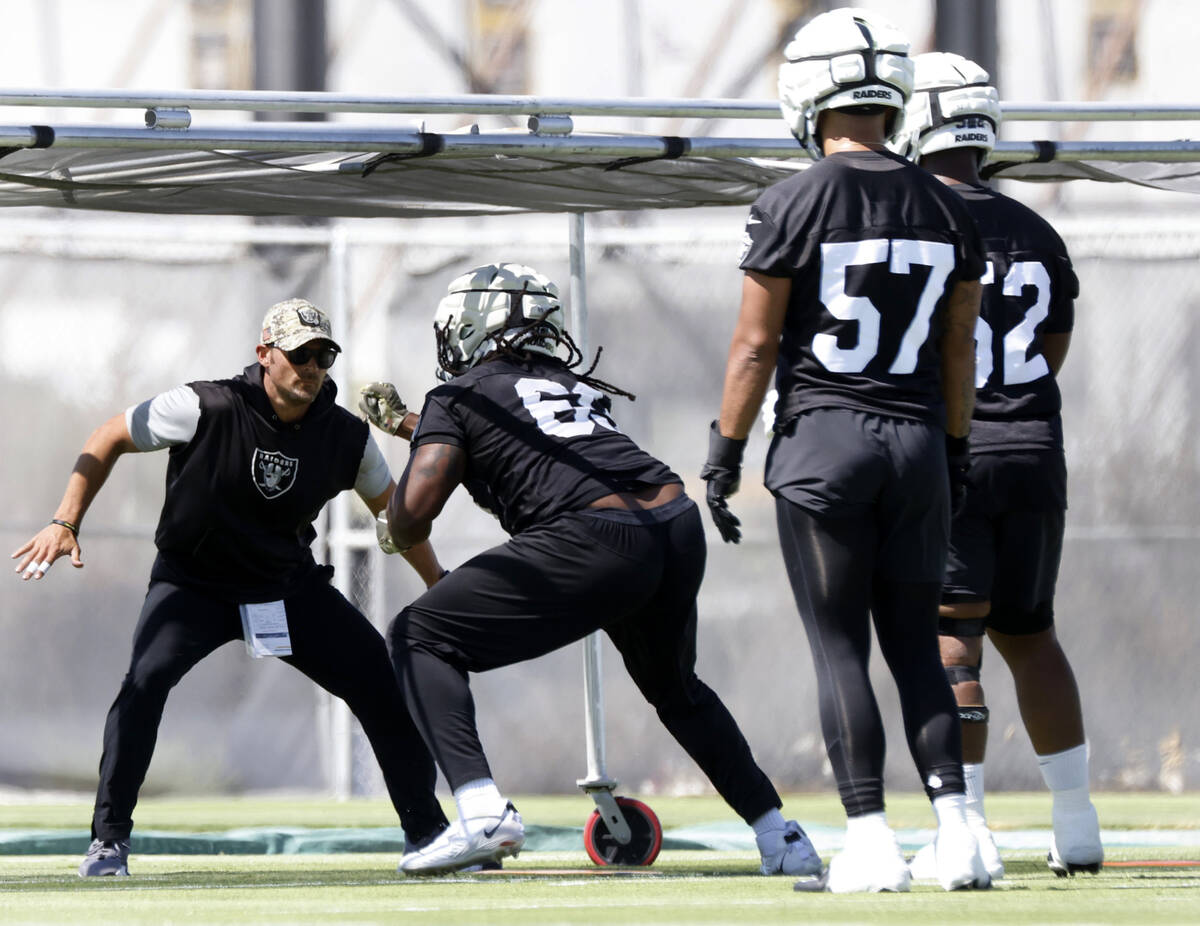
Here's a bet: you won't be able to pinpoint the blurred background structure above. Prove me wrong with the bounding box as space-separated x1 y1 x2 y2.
0 0 1196 804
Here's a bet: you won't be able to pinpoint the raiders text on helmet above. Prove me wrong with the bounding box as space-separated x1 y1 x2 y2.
892 52 1002 163
434 262 566 378
778 7 914 159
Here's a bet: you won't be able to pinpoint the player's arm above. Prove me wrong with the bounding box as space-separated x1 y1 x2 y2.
11 413 138 580
940 278 981 439
700 271 789 544
359 382 419 440
717 270 791 439
362 480 445 587
1042 331 1071 376
387 442 466 553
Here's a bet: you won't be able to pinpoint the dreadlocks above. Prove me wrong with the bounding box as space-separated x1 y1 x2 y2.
436 316 637 402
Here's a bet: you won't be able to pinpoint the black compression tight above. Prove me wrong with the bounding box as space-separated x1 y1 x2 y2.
775 500 964 816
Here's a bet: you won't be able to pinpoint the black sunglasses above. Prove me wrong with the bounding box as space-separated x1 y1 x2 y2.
280 344 339 370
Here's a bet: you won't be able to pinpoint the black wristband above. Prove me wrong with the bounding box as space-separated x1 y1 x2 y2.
706 420 747 470
50 518 78 536
945 435 969 459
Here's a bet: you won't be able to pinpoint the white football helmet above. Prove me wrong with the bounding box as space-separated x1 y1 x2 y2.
892 52 1001 164
778 7 914 159
434 262 565 378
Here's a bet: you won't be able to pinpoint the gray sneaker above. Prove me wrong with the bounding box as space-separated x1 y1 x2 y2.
79 838 130 877
758 820 822 876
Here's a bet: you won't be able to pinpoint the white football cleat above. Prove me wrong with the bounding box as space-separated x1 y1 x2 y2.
399 803 524 876
911 825 1002 882
758 819 822 876
907 840 937 880
933 823 992 891
971 821 1005 880
1048 803 1103 876
825 823 911 893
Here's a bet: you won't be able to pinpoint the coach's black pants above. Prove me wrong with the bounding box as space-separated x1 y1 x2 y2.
91 577 447 845
388 497 782 825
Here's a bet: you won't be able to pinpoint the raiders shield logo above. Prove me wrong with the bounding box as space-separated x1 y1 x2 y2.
252 448 299 499
297 306 323 327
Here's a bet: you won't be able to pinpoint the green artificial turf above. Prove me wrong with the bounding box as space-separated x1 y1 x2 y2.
1 792 1198 925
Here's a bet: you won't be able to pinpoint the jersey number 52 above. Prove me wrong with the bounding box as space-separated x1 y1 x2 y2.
974 260 1051 388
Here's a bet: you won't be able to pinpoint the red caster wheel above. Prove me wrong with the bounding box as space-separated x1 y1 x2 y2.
583 796 663 866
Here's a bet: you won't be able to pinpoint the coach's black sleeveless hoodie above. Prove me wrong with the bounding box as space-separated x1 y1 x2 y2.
149 363 368 603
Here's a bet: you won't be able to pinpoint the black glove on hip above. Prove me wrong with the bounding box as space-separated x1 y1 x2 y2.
699 420 747 544
946 434 971 517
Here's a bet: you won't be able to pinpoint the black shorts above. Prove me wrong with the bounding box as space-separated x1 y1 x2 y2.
943 450 1066 633
765 407 949 582
399 495 706 676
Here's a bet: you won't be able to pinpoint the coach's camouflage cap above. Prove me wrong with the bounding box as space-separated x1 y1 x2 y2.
259 298 342 352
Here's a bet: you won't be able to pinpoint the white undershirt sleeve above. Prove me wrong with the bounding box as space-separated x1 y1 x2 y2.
354 431 393 500
125 385 202 452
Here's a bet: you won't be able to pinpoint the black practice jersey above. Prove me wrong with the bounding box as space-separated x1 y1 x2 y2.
150 364 368 602
950 183 1077 452
411 355 678 535
740 149 986 427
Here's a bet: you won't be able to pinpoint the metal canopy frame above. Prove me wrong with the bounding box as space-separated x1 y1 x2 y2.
0 89 1198 165
3 87 1200 120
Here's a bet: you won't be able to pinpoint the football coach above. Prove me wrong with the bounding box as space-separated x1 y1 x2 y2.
12 298 450 877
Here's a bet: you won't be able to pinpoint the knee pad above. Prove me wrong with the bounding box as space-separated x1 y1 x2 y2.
944 664 989 724
938 616 987 637
944 661 988 725
944 663 981 686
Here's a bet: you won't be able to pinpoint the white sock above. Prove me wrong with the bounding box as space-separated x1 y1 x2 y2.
751 808 787 837
931 792 968 829
453 778 507 821
1038 743 1092 811
963 763 987 827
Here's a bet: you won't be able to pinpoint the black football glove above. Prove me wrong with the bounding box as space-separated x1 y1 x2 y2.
946 434 971 517
699 420 747 544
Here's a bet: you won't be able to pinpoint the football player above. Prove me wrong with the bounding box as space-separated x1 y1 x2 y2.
362 262 823 878
11 299 451 877
895 52 1102 880
701 8 989 892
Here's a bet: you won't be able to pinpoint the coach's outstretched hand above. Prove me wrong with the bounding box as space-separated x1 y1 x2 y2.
12 521 82 581
699 420 747 544
359 382 410 437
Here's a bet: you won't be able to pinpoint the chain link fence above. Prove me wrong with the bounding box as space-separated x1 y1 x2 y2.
1 209 1195 804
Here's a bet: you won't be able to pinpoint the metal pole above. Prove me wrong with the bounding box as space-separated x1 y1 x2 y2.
0 88 785 119
568 212 606 781
569 212 632 843
568 213 590 358
327 224 353 800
